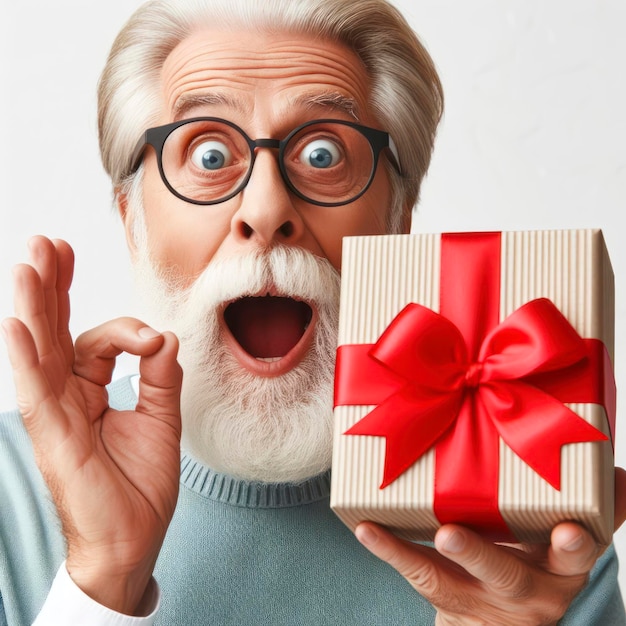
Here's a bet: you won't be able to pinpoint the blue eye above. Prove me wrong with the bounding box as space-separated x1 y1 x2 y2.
300 139 341 169
191 141 232 170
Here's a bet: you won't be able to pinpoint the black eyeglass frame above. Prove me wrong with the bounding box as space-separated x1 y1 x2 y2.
129 117 402 207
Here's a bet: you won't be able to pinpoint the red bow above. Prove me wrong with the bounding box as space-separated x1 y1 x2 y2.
337 298 609 490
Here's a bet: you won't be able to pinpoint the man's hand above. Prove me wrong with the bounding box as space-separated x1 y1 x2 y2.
356 467 626 626
1 236 183 615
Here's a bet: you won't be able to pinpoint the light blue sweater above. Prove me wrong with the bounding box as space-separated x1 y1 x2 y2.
0 376 624 625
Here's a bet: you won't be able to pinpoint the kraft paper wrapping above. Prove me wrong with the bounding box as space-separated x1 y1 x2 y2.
330 230 615 544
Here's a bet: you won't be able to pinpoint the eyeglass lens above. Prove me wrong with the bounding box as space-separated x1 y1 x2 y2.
159 119 376 205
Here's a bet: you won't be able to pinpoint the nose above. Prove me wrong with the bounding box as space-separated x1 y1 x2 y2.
231 150 305 247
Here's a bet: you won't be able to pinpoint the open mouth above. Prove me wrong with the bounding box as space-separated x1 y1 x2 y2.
223 295 314 368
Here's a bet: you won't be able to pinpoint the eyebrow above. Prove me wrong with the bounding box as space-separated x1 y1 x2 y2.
172 90 362 122
172 92 251 120
294 92 362 121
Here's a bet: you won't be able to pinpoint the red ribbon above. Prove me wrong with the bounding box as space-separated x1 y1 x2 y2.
334 232 615 540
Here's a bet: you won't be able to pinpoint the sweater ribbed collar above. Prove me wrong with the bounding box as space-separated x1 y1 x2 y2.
112 375 331 509
180 452 331 508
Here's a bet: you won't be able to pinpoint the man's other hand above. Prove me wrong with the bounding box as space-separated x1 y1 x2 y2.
355 467 626 625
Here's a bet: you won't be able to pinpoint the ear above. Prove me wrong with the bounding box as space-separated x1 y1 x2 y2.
115 188 139 258
116 187 128 220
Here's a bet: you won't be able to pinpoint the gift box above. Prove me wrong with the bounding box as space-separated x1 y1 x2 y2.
330 230 616 545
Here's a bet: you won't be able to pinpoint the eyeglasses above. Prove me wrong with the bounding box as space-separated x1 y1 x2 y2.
130 117 401 207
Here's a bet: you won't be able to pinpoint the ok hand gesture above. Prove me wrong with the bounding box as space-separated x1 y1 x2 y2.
2 236 182 615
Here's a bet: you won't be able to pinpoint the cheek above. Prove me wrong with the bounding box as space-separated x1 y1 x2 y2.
142 176 232 277
306 181 390 271
306 203 388 270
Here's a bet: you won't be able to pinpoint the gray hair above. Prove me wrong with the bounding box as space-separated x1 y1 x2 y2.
98 0 443 232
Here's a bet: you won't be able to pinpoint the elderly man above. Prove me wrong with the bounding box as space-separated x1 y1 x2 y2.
1 0 624 624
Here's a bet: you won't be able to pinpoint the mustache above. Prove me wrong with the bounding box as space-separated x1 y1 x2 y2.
164 246 338 307
134 244 341 336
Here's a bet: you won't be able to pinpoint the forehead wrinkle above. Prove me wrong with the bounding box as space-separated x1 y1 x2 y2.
161 29 374 124
162 42 254 119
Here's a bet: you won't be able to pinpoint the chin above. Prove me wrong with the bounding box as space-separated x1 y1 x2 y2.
179 348 336 484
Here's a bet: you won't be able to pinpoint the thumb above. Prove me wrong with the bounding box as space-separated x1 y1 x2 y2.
136 330 183 433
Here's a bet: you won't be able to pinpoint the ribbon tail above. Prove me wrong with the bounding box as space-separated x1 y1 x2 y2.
483 382 609 490
346 387 462 488
524 338 616 446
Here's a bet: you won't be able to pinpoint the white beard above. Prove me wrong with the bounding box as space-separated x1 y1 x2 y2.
131 223 341 484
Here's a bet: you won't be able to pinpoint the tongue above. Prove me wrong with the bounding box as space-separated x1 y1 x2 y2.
224 296 312 358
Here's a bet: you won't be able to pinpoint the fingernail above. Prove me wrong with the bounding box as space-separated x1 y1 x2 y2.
356 524 379 547
442 530 465 554
138 326 161 339
562 534 584 552
0 320 8 341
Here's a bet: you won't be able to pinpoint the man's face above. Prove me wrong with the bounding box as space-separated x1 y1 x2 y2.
138 27 393 275
124 28 396 482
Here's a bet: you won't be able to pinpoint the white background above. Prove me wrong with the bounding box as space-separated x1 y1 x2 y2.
1 0 626 593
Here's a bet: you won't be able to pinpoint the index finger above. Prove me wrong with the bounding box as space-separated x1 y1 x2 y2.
73 317 165 387
434 525 530 592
